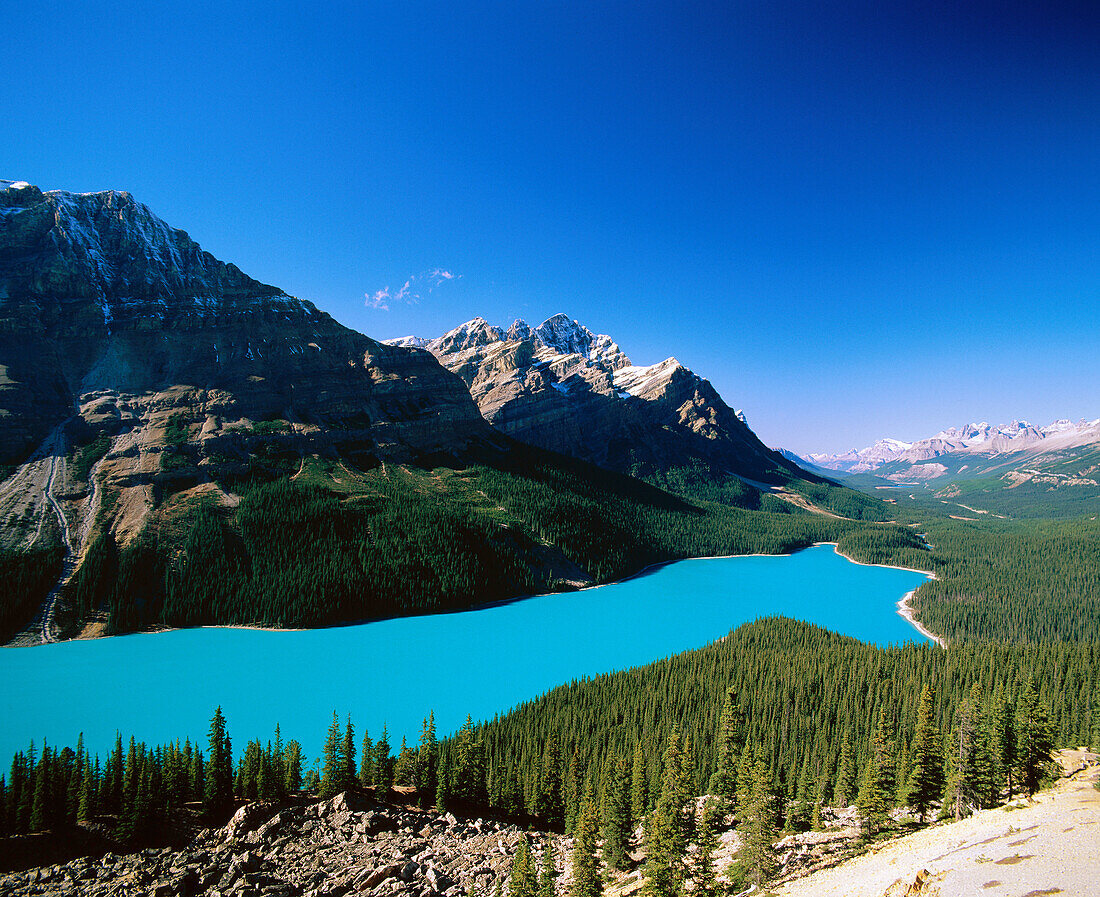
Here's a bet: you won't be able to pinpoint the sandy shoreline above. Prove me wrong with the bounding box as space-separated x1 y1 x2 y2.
821 542 943 648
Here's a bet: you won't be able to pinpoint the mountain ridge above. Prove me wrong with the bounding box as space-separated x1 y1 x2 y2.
808 417 1100 474
383 315 816 494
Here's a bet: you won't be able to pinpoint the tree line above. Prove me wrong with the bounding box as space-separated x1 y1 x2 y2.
7 620 1092 857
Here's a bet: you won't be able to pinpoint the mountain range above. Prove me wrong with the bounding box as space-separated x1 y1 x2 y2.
0 179 880 643
795 418 1100 518
806 419 1100 475
385 315 802 490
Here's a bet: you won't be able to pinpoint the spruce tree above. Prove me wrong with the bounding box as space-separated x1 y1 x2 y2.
1090 695 1100 753
570 781 601 897
359 731 375 789
509 835 538 897
856 712 894 836
537 843 557 897
738 758 777 888
204 707 233 823
417 712 438 805
1016 678 1055 798
29 745 51 833
643 729 689 897
692 797 720 897
343 716 357 789
375 725 393 792
906 685 945 822
708 689 744 802
630 742 647 826
601 756 632 871
320 711 343 799
540 734 565 830
991 686 1018 801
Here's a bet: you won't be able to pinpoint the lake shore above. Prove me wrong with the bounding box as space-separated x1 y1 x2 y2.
824 542 943 647
6 540 942 648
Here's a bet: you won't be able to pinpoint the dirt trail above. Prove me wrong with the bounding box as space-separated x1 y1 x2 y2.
776 750 1100 897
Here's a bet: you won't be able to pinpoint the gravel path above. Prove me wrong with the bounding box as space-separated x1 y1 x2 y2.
776 750 1099 897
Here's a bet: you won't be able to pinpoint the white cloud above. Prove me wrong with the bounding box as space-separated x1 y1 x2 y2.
365 269 461 310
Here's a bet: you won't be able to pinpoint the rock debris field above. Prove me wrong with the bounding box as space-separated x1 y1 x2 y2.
0 793 561 897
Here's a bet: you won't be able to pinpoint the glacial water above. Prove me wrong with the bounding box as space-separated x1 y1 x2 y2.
0 544 929 765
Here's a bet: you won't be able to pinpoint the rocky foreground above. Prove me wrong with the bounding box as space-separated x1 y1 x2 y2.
0 793 560 897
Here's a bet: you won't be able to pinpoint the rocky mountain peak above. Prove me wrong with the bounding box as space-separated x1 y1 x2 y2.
431 317 505 354
386 313 801 486
0 180 492 470
506 318 533 341
2 180 312 334
533 313 631 370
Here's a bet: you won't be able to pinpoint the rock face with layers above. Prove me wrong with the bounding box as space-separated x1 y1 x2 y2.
0 179 488 468
0 179 494 550
386 315 803 485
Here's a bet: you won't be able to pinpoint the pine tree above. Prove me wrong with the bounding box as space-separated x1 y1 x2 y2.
856 712 894 836
435 751 451 813
417 712 438 806
452 717 485 806
537 843 557 897
540 734 565 830
106 733 124 815
570 781 601 897
1016 678 1055 798
691 797 720 897
946 685 995 819
375 725 393 791
320 711 344 799
29 745 51 832
968 683 998 809
564 747 584 834
394 736 416 786
630 742 648 826
990 685 1018 802
284 741 303 793
601 756 632 871
359 731 375 789
738 758 776 888
190 749 204 803
204 707 233 823
343 716 357 789
78 757 95 821
509 835 538 897
642 729 689 897
708 689 744 802
271 725 286 799
906 685 945 822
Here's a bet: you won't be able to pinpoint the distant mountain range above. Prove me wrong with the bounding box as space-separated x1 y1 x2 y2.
792 418 1100 518
805 419 1100 477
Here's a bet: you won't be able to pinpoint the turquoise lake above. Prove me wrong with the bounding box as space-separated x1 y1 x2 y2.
0 544 929 765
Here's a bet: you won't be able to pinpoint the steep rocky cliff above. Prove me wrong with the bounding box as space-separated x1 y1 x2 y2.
0 179 495 558
0 179 489 467
387 315 807 486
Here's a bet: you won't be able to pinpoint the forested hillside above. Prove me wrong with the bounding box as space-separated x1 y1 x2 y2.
5 617 1094 886
47 443 911 637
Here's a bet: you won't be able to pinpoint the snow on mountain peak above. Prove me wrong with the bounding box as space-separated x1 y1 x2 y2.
506 319 532 341
534 314 631 369
809 416 1099 473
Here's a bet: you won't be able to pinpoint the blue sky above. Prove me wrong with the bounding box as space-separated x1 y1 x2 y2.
6 1 1098 454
